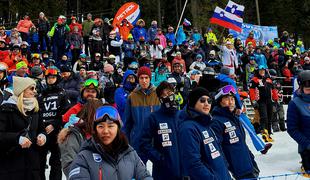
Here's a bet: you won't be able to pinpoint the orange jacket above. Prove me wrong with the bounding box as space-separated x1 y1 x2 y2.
17 19 34 33
4 53 28 72
116 22 134 41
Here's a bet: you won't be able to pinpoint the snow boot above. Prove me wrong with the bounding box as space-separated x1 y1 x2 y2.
279 122 287 131
301 166 310 178
262 129 274 142
260 143 273 154
272 123 280 133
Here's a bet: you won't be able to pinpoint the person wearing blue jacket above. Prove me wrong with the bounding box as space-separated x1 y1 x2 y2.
178 87 231 180
211 85 260 179
254 47 268 69
132 19 148 43
124 66 161 163
114 70 137 121
140 81 181 180
287 70 310 177
165 26 176 45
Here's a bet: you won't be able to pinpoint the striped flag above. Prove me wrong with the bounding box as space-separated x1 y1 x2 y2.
225 0 245 17
210 6 243 32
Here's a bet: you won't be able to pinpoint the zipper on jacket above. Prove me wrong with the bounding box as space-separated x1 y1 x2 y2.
99 165 103 180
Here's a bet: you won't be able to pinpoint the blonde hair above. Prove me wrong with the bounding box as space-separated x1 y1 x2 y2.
17 92 39 116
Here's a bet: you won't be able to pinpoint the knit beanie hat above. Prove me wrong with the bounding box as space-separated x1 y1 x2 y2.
188 87 210 108
13 76 36 96
30 66 43 77
16 61 28 71
137 66 151 79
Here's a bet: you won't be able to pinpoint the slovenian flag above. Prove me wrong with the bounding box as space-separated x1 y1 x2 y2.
210 6 243 32
183 18 192 26
225 0 245 17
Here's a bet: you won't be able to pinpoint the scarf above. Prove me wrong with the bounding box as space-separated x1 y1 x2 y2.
23 98 36 112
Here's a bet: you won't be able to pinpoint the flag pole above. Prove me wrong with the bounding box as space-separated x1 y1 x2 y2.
175 0 189 37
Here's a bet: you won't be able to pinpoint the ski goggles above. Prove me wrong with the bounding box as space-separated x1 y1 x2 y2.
94 106 121 123
84 78 99 88
214 85 237 100
45 68 58 76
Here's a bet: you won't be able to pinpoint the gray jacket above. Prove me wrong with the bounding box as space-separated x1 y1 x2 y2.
58 127 86 177
68 138 153 180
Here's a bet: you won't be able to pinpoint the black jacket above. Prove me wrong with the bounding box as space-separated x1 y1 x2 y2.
38 85 71 131
0 97 45 180
59 73 81 105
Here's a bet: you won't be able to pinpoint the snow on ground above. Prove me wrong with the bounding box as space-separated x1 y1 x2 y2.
245 131 307 179
49 131 307 180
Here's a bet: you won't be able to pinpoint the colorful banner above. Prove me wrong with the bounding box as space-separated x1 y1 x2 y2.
112 2 140 28
229 23 278 44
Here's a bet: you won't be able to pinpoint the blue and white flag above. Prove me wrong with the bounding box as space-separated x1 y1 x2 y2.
225 0 245 17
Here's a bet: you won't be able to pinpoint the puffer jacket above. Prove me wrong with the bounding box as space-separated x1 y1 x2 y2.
68 138 153 180
58 126 87 177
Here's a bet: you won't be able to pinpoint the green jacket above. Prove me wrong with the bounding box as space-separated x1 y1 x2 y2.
82 20 94 36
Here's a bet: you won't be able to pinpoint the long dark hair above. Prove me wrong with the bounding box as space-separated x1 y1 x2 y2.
76 99 104 135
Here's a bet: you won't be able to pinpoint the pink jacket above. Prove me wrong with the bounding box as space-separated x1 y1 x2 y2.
156 34 167 48
17 19 34 33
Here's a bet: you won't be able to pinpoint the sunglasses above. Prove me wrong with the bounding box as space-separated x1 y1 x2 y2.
29 86 36 91
84 78 99 88
199 97 212 104
95 106 120 123
45 68 58 76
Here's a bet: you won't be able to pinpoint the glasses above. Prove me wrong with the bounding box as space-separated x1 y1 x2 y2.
95 106 120 123
84 78 99 88
28 86 36 91
45 68 58 76
215 85 237 100
199 97 212 104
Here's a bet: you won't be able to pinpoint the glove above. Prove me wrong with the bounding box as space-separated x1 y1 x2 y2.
252 101 259 109
64 114 79 128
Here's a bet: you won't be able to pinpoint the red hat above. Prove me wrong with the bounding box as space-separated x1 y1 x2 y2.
137 66 151 79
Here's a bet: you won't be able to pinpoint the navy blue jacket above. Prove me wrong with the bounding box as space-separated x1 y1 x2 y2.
140 106 182 180
287 92 310 153
58 73 81 105
211 106 259 179
178 108 231 180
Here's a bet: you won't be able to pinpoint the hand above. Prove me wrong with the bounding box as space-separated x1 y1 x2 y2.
20 137 32 148
45 124 54 134
235 109 242 115
37 134 46 146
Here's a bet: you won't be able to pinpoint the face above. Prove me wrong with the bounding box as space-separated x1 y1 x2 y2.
16 67 28 76
96 121 118 146
79 69 86 76
220 95 236 112
33 58 40 64
305 60 310 64
87 15 92 20
173 64 182 74
139 74 150 89
0 41 5 48
160 89 174 98
194 95 212 115
23 85 37 98
83 88 97 99
126 75 136 83
304 87 310 95
47 76 57 85
60 70 70 78
0 71 5 79
259 69 265 77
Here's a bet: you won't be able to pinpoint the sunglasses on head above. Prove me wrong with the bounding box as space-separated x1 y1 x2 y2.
199 97 212 104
